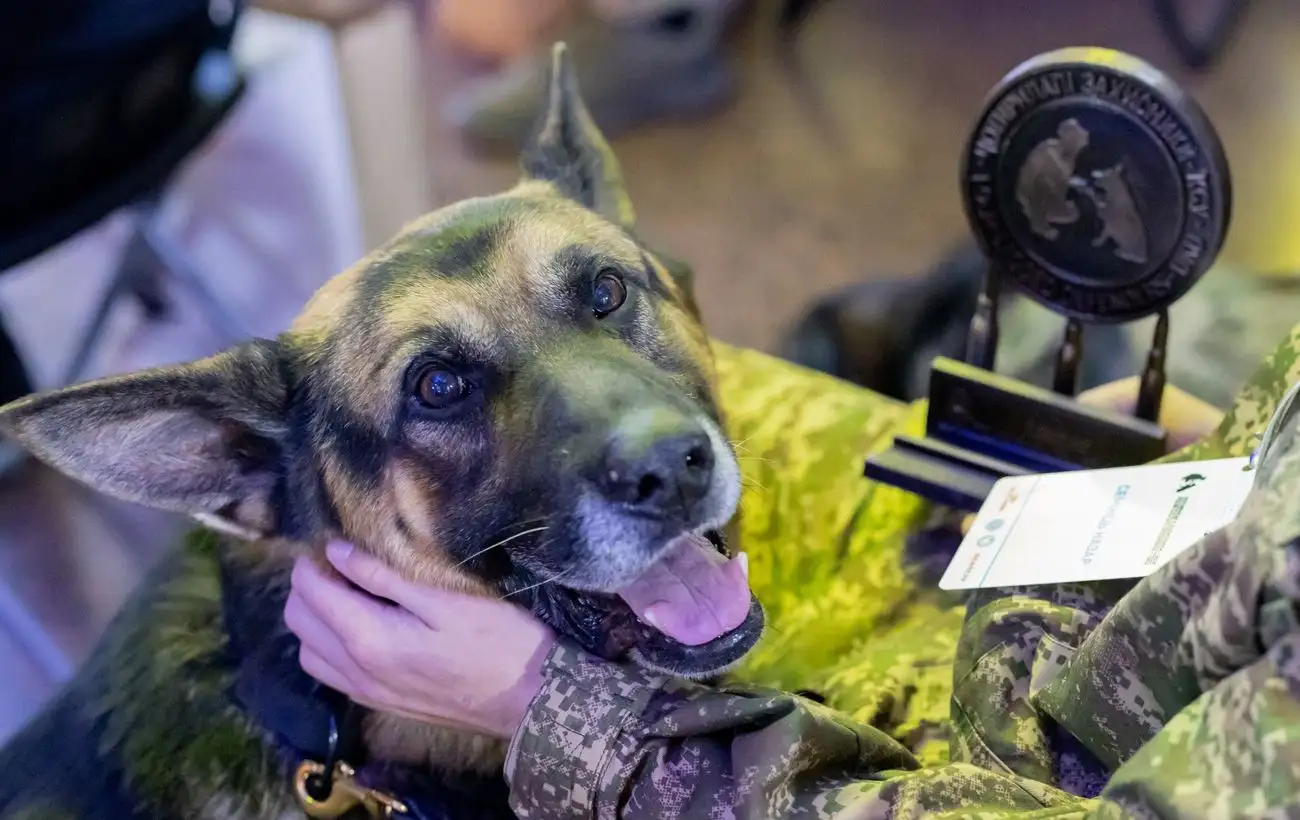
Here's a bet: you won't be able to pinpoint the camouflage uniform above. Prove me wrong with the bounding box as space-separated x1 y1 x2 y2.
504 326 1300 819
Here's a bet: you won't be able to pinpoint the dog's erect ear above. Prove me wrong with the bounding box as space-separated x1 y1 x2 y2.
520 42 635 229
0 339 291 539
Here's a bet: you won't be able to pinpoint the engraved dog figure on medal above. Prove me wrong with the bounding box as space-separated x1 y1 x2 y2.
1081 162 1149 264
1016 118 1090 240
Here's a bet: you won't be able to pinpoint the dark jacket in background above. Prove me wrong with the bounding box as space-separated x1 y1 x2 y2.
0 0 242 223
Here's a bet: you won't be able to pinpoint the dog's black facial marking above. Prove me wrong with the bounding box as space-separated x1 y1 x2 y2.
415 485 542 591
549 243 596 282
229 349 345 541
639 251 675 302
321 405 388 488
393 512 414 541
399 200 517 281
423 225 503 281
637 241 703 320
344 201 519 346
303 374 389 490
474 542 515 583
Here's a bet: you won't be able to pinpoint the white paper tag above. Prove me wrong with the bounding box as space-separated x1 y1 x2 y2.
939 457 1256 590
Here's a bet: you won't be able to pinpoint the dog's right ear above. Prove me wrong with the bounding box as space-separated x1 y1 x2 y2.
0 339 291 539
520 41 635 230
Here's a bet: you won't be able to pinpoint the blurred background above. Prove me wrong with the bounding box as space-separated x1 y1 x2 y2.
1 0 1297 742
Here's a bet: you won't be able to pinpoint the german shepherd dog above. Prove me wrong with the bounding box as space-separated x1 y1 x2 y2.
0 44 763 819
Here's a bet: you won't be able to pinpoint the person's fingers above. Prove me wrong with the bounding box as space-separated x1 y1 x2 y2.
324 541 414 603
1159 392 1224 449
297 645 407 717
1077 377 1223 449
289 555 415 671
327 540 518 630
284 584 325 647
960 514 975 536
285 584 377 678
298 645 362 697
1077 376 1141 412
324 541 450 624
301 639 486 733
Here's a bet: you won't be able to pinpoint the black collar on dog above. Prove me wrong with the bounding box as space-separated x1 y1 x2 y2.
218 556 513 820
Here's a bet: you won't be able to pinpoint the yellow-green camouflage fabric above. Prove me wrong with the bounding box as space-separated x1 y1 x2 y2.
506 326 1300 819
712 342 965 767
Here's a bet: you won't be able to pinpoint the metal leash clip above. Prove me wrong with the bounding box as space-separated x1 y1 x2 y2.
293 708 408 818
294 759 409 819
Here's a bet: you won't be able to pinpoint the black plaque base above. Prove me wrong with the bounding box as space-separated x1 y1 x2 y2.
864 357 1168 511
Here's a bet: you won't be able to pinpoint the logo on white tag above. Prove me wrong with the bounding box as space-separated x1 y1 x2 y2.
939 457 1254 590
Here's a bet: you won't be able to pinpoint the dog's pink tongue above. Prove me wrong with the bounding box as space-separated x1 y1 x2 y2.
616 533 750 646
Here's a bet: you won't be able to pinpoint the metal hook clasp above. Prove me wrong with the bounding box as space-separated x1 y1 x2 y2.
294 760 408 819
293 709 406 818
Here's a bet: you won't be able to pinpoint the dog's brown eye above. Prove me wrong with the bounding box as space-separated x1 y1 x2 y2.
415 366 468 409
592 270 627 317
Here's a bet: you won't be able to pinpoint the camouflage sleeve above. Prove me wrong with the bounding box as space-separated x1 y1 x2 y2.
997 382 1300 817
1072 401 1300 817
503 643 919 820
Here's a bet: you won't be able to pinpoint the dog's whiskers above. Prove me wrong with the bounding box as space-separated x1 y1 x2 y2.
508 515 553 529
730 436 755 455
502 569 570 600
456 525 549 569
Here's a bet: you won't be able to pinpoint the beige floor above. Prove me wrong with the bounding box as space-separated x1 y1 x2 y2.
5 0 1300 742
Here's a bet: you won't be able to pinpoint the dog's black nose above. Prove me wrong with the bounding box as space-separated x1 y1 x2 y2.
598 431 714 514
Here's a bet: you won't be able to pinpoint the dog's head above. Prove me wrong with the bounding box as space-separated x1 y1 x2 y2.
0 44 761 678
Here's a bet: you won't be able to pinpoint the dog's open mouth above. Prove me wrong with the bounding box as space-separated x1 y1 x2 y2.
618 530 764 677
616 530 751 642
525 530 764 678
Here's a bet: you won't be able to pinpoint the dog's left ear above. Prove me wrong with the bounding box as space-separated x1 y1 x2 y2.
520 42 635 230
0 339 291 539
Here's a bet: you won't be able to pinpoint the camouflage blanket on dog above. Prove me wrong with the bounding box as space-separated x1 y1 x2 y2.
504 327 1300 818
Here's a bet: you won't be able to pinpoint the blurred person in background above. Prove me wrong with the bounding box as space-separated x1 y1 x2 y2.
432 0 746 151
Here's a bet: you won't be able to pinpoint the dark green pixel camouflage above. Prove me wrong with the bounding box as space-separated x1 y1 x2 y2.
505 325 1300 818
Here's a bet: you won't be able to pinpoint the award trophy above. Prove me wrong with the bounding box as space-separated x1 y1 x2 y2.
865 47 1231 512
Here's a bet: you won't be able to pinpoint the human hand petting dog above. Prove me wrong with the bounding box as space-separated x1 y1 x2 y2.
284 542 556 740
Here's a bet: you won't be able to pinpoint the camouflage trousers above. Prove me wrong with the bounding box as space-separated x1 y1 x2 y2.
684 324 1300 817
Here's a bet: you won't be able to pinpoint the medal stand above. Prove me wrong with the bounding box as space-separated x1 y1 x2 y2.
865 47 1231 512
